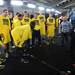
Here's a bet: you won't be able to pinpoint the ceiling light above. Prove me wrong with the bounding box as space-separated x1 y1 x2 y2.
46 8 51 12
38 7 45 11
51 9 55 12
0 0 4 5
11 0 23 6
55 13 58 15
55 10 61 14
27 3 36 8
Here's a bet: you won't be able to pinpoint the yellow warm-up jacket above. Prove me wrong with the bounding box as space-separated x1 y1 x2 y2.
22 16 30 25
11 25 32 47
47 17 55 37
0 15 11 44
12 19 24 29
38 15 46 36
13 16 18 20
12 16 30 29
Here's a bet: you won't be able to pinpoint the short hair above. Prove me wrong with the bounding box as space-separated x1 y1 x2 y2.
30 15 34 19
16 12 19 15
24 11 27 13
34 12 39 15
18 14 22 17
3 9 8 12
8 10 13 13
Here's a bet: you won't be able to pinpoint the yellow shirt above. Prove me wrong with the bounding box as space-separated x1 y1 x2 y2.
47 17 55 25
0 15 10 29
12 19 25 29
34 19 40 30
34 25 40 30
13 16 18 20
0 15 11 44
47 17 55 37
22 16 30 25
11 25 32 47
38 15 46 36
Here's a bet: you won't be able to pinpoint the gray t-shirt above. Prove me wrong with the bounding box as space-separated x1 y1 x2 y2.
59 21 72 33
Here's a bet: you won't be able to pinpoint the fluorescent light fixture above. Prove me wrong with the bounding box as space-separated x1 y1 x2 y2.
11 0 23 6
50 9 55 12
27 3 36 8
38 7 45 11
0 0 4 5
46 8 50 12
55 13 58 15
55 10 61 14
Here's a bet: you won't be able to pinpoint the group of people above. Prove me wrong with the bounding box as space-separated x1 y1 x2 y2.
0 8 75 64
0 9 59 58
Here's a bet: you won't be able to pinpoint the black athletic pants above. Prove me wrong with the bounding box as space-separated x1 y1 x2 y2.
32 30 41 46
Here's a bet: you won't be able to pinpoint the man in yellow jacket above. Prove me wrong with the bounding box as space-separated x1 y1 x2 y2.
0 9 11 58
11 23 32 63
12 13 32 47
47 14 55 45
31 17 41 47
12 14 25 29
38 15 46 43
22 11 30 25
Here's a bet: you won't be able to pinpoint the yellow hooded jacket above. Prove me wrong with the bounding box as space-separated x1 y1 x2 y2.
0 15 11 44
38 15 46 36
13 16 18 21
47 17 55 37
11 25 32 47
12 18 24 29
22 16 30 25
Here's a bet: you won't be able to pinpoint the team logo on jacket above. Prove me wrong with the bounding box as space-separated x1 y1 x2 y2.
3 19 9 25
49 19 53 23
